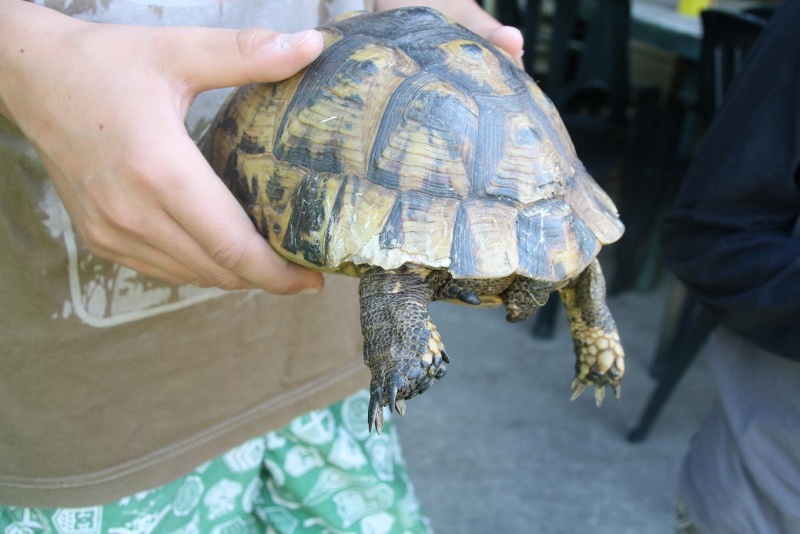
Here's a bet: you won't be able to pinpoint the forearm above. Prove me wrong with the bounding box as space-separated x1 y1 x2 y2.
667 219 800 360
664 143 800 359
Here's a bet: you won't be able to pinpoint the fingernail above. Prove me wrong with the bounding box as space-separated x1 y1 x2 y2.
279 30 318 51
300 286 321 295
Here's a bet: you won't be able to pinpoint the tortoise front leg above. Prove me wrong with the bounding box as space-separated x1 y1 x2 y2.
558 259 625 405
359 267 448 434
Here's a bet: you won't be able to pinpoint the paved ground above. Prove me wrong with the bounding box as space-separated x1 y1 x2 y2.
394 266 716 534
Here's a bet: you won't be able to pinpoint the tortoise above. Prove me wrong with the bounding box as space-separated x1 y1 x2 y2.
202 6 626 433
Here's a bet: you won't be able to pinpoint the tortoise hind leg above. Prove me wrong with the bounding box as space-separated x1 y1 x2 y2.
359 267 448 434
501 277 558 322
558 259 625 405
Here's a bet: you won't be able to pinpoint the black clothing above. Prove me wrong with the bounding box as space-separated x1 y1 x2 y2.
662 0 800 361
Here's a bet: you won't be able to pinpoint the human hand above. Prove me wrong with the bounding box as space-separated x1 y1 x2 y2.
0 2 325 294
373 0 524 65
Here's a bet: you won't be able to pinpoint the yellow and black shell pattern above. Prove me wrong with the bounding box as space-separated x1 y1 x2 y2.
204 7 624 282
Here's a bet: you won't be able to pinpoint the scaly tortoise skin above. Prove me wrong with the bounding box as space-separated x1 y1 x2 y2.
202 7 626 433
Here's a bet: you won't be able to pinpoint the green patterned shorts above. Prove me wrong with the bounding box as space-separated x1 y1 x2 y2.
0 390 432 534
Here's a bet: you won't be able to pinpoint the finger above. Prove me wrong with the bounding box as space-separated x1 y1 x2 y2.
442 2 524 60
159 139 324 294
138 213 297 290
45 159 233 288
74 221 219 287
159 26 325 92
75 204 264 290
42 162 215 288
484 26 525 66
117 218 255 289
91 248 193 287
75 227 198 285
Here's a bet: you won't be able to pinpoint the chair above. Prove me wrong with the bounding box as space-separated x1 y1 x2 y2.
492 0 654 338
492 0 644 196
487 0 544 76
627 8 769 443
545 0 631 129
696 9 772 122
608 88 691 295
609 7 775 295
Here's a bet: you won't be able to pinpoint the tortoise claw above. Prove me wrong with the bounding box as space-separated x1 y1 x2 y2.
368 384 384 434
569 377 622 406
441 348 450 364
367 367 437 432
434 365 447 380
388 385 398 414
570 378 587 401
457 289 482 305
594 386 606 407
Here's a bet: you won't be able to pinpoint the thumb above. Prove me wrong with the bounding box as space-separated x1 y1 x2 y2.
164 26 325 92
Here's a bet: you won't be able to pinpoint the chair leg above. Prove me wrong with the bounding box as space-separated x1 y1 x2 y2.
627 299 717 443
611 91 688 295
609 86 660 295
648 281 693 378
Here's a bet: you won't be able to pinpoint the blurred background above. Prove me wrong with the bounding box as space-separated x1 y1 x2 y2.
395 0 780 531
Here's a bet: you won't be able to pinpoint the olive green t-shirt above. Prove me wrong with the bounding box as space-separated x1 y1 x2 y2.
0 0 370 508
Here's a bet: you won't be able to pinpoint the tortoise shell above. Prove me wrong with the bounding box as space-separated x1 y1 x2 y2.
204 6 624 282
